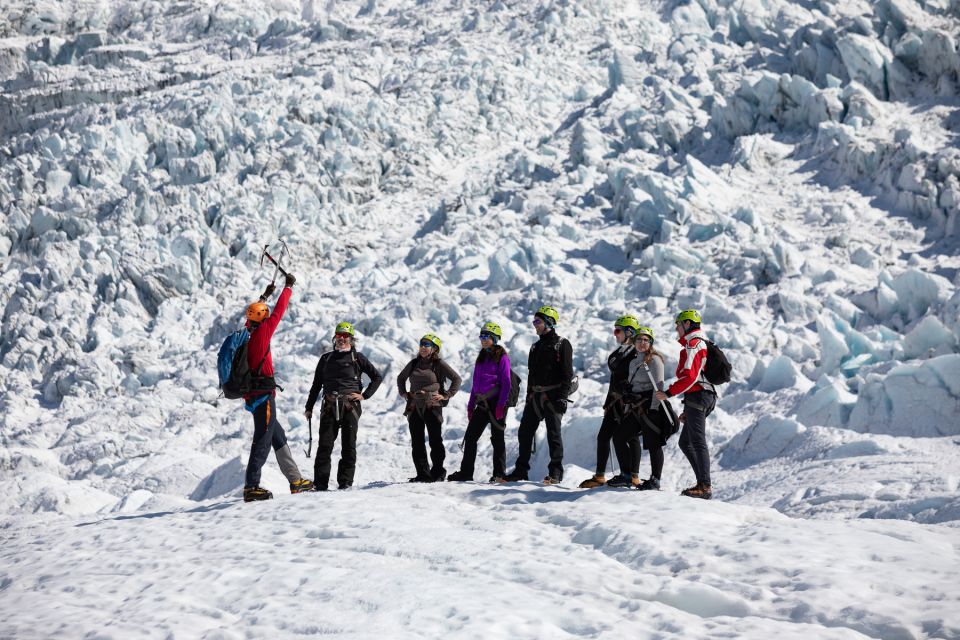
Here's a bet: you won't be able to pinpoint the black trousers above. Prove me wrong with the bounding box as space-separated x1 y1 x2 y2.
595 412 631 476
458 407 506 479
408 408 445 479
613 413 664 478
245 395 288 488
678 390 716 486
513 401 564 480
314 403 361 489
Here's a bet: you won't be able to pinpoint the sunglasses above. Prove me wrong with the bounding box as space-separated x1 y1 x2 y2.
532 317 544 326
419 341 435 348
613 327 623 334
479 333 495 340
637 337 652 343
334 333 352 340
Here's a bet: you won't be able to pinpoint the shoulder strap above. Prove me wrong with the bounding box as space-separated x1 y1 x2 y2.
352 350 362 385
254 347 270 376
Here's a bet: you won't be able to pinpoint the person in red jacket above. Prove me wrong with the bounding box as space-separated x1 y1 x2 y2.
242 274 314 502
655 309 716 499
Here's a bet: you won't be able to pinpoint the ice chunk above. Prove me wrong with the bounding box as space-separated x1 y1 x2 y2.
902 315 958 359
757 355 800 392
816 315 851 376
796 375 856 428
847 355 960 436
720 415 807 470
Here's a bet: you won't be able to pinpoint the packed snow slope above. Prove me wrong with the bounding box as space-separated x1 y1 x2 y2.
2 0 960 524
3 484 959 640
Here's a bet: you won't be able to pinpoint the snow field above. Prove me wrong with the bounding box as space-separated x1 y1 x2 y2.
2 484 957 640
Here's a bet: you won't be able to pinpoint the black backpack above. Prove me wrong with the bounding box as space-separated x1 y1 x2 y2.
702 340 732 385
506 370 522 408
218 329 271 399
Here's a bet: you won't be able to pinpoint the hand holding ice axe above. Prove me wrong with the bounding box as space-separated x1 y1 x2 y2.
258 241 295 298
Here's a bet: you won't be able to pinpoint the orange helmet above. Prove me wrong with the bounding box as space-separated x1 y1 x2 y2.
246 301 269 323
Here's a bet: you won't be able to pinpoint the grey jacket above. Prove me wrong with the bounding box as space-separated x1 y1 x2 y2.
628 353 665 409
396 357 462 406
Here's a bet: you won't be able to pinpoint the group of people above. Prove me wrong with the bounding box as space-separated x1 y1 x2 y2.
235 275 717 503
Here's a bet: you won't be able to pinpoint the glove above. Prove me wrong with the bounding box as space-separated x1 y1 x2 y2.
467 407 474 421
260 283 276 300
304 409 312 420
284 273 296 287
555 399 568 414
495 406 506 421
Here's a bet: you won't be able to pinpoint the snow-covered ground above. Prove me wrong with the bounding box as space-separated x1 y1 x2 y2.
2 0 959 637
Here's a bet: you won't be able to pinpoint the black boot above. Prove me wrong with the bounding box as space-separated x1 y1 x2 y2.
447 470 472 482
408 473 432 483
504 469 528 482
637 477 661 491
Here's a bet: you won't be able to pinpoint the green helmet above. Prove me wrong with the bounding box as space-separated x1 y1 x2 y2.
535 305 559 326
421 333 442 351
615 315 641 335
334 321 355 337
675 309 702 325
480 322 502 339
636 326 655 342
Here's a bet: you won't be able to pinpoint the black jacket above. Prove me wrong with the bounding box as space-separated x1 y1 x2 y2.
305 348 382 412
605 345 638 407
526 329 574 402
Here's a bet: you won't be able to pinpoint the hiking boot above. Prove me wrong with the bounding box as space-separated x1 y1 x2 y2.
408 474 433 483
337 483 352 490
542 475 562 485
243 486 273 502
681 483 712 499
605 474 632 488
578 475 606 489
637 477 661 491
489 476 507 484
430 468 447 482
504 470 528 482
290 478 315 494
447 470 472 482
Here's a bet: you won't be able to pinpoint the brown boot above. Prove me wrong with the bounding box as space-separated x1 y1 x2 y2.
578 475 606 489
681 482 712 499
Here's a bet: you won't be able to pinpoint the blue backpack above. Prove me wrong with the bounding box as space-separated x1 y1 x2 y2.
217 329 264 399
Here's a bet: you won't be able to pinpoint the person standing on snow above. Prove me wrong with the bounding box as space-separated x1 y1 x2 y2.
397 333 462 483
242 275 315 502
655 309 716 499
448 322 512 483
578 315 642 489
505 306 574 485
612 326 673 491
304 322 382 490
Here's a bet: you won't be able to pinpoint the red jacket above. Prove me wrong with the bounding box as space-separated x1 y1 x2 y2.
244 286 291 400
666 329 709 397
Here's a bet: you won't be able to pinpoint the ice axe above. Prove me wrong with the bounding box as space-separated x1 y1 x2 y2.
259 241 290 285
642 362 678 429
304 415 312 459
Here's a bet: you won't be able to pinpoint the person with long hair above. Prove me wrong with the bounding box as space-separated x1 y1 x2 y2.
613 326 675 490
579 315 641 489
448 322 512 483
397 333 462 482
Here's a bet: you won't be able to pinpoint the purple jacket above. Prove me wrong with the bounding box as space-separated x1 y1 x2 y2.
468 352 512 413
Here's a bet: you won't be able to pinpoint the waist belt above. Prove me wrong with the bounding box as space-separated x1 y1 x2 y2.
530 383 561 393
322 393 357 421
